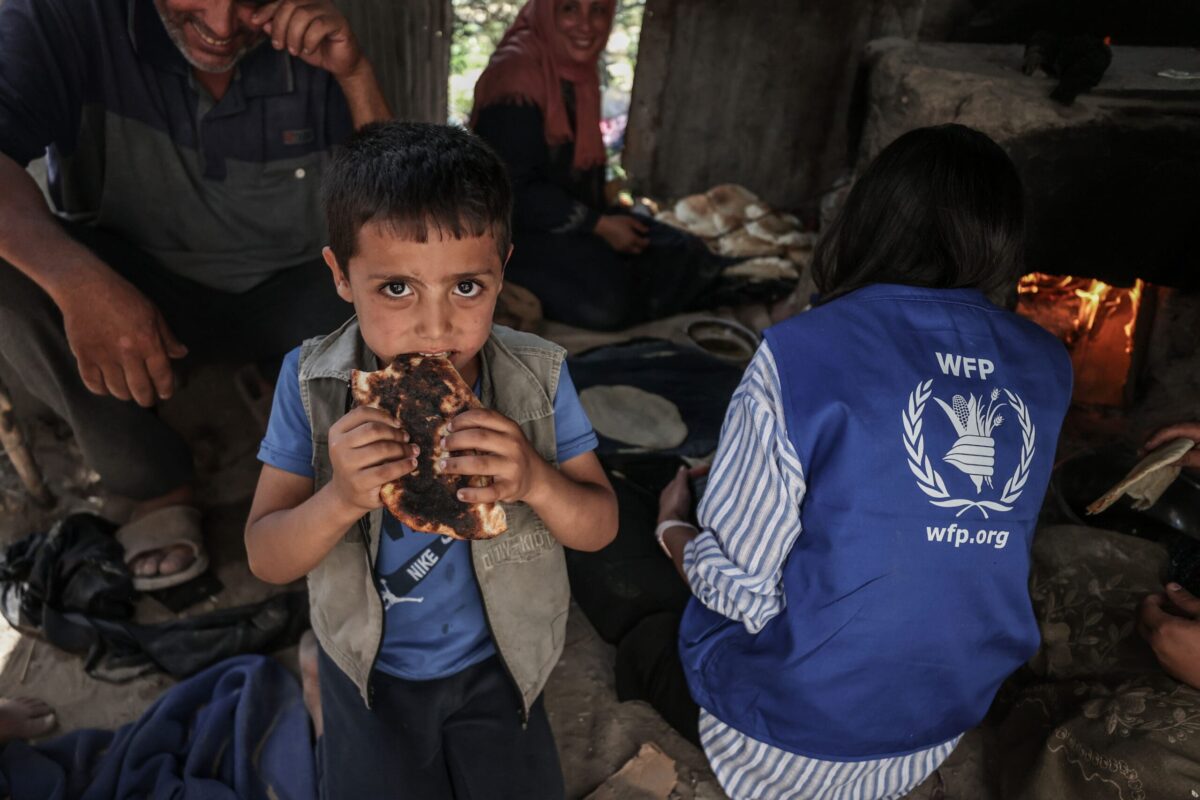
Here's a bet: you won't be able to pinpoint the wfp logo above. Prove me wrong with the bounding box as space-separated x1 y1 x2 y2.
902 378 1036 519
935 389 1005 493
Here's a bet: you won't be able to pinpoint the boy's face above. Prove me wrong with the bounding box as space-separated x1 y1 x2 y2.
325 222 507 382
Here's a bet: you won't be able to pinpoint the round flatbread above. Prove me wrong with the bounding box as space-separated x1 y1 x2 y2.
1086 437 1195 514
351 354 507 540
579 385 688 450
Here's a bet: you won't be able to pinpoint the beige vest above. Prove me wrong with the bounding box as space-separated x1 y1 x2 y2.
298 317 571 715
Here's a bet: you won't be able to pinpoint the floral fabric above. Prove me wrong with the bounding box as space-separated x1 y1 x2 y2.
908 524 1200 800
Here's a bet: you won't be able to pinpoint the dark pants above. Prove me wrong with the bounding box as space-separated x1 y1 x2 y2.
565 464 700 746
0 222 351 499
615 611 700 745
507 216 727 332
317 649 565 800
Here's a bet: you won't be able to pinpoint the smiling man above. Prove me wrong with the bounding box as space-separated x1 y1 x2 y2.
0 0 390 586
158 0 264 74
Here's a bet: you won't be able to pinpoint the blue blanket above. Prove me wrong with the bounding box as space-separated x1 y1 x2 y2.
0 655 315 800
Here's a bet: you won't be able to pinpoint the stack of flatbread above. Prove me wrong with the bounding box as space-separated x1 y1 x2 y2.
654 183 815 280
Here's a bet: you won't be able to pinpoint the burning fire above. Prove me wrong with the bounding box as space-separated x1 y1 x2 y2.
1016 273 1146 406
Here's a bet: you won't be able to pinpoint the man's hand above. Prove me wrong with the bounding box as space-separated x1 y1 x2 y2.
252 0 365 80
327 407 417 513
440 409 547 505
1142 423 1200 469
1138 583 1200 689
60 274 187 407
594 215 650 255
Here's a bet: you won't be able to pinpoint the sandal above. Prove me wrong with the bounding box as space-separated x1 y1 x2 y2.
115 506 209 591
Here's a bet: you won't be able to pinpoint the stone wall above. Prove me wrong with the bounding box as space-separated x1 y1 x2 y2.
858 41 1200 287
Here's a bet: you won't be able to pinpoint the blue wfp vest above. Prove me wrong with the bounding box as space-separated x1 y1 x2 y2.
679 284 1072 760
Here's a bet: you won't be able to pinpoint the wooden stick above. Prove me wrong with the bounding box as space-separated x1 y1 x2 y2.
18 637 34 684
0 379 54 508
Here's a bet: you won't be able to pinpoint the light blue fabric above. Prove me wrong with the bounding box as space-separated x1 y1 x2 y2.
680 284 1073 764
700 711 961 800
259 347 596 679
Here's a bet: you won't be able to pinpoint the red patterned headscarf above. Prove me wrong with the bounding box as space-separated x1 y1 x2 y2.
471 0 615 171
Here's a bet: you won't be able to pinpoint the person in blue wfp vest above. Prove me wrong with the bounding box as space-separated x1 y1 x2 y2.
654 124 1074 799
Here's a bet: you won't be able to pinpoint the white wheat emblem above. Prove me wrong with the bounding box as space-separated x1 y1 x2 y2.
933 389 1006 494
903 381 1036 518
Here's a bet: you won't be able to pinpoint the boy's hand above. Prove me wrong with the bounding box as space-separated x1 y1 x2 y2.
327 406 418 513
440 409 547 505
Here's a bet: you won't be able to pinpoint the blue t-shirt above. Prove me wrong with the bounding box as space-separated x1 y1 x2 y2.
258 347 597 680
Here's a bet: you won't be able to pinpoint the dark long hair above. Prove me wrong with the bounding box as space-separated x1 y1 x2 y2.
812 124 1024 303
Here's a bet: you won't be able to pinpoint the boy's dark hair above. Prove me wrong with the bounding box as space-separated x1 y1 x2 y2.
812 124 1024 303
323 121 513 269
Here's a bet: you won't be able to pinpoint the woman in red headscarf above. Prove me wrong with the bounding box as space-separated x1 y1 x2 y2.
472 0 728 331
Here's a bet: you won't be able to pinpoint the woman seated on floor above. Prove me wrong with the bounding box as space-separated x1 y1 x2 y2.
470 0 729 331
655 125 1074 799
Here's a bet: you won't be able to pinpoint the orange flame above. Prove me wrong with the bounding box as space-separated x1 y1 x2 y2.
1123 279 1144 350
1074 279 1108 334
1016 273 1146 405
1018 273 1142 345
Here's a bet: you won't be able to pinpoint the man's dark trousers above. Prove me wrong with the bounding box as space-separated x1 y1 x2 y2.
0 222 350 499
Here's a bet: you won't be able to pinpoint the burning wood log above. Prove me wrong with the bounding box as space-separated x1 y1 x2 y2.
0 379 54 508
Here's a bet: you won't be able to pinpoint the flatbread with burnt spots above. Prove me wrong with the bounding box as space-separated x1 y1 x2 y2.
350 354 507 540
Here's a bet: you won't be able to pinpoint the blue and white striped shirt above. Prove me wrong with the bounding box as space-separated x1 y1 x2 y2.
682 343 960 800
